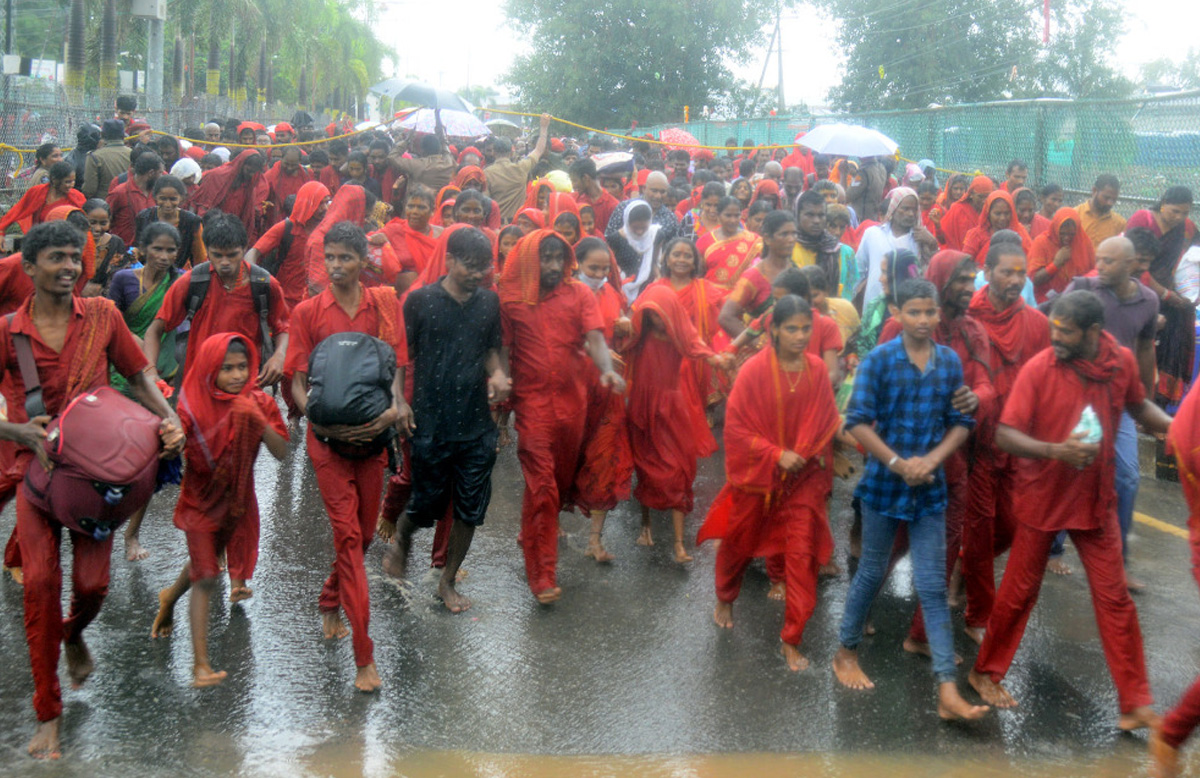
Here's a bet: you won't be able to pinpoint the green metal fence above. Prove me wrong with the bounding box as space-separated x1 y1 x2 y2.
626 90 1200 205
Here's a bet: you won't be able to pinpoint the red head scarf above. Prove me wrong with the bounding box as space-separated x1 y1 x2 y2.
305 184 366 290
457 146 483 165
498 228 577 306
408 222 477 294
190 149 270 236
434 184 460 211
274 122 294 135
1029 206 1095 298
547 192 580 223
290 180 331 226
514 208 546 231
751 179 781 206
178 332 277 517
452 165 487 192
963 175 995 202
627 283 712 358
522 178 555 213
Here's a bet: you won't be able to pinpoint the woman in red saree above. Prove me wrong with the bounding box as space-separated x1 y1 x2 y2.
571 237 633 563
191 149 270 244
939 175 995 251
381 184 441 291
0 161 85 234
429 185 460 227
700 195 761 289
521 177 555 216
305 184 398 292
624 284 728 564
1028 207 1095 301
698 295 840 671
514 208 546 234
648 237 729 412
547 192 583 246
960 190 1032 266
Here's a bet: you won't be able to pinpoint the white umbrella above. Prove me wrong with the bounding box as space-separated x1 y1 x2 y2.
396 108 490 138
485 118 522 138
796 123 898 157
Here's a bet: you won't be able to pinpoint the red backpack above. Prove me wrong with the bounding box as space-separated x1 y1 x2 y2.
9 322 162 540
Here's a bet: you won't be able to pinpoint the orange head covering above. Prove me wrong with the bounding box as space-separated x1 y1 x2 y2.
626 282 707 360
457 145 483 165
1030 206 1095 288
452 165 486 192
409 222 476 292
976 189 1031 243
44 205 96 281
290 180 330 226
434 184 460 211
514 207 546 231
498 228 577 306
547 192 580 224
961 175 995 203
522 178 554 213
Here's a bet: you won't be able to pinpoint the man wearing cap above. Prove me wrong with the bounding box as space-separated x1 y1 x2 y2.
82 120 132 199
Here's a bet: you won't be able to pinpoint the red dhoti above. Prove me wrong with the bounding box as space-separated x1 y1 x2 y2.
961 452 1017 629
516 407 586 595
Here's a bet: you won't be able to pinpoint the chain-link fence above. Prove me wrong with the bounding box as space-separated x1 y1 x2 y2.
626 90 1200 211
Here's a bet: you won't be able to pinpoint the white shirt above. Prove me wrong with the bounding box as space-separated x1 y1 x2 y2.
856 223 918 309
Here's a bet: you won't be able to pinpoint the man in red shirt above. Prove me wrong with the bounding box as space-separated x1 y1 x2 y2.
969 290 1169 733
569 157 618 236
962 242 1049 644
288 221 411 693
246 180 330 311
498 229 624 603
0 222 183 759
106 151 163 244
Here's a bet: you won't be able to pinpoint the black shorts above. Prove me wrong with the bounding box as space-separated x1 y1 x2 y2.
406 429 499 528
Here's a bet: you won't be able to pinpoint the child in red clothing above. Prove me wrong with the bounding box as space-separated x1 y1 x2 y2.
151 333 288 687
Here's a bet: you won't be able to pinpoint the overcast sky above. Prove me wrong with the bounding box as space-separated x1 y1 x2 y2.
375 0 1194 114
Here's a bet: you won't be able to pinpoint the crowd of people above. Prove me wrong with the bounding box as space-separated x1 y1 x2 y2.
2 96 1200 776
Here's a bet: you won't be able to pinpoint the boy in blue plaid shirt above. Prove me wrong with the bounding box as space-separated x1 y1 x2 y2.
835 278 989 721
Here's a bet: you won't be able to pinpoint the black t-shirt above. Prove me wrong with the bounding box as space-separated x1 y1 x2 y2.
403 280 502 442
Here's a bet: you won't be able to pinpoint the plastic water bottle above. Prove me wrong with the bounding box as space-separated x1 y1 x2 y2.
1072 404 1102 445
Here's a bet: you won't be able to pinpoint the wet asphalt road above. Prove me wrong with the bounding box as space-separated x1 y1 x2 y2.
1 414 1199 777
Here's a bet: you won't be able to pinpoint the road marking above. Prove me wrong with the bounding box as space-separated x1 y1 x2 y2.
1134 511 1189 540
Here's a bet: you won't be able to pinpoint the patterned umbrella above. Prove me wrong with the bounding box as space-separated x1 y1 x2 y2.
396 108 490 138
658 127 701 154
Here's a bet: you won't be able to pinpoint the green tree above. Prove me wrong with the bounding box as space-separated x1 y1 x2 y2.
1142 51 1200 90
818 0 1040 110
502 0 785 127
1028 0 1133 99
457 84 499 109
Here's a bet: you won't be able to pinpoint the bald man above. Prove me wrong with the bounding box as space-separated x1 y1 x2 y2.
604 170 679 242
1061 236 1159 588
763 161 783 184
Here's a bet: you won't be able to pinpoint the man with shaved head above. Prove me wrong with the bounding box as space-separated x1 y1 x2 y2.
763 160 783 185
1058 235 1159 588
604 169 679 242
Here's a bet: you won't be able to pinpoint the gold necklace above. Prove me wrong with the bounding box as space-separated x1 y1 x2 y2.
782 364 805 392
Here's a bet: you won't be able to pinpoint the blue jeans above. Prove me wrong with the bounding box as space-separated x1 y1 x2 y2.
839 504 957 682
1049 412 1137 561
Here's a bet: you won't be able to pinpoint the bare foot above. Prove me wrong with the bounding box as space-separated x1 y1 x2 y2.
673 542 693 563
125 536 149 562
1150 725 1181 778
938 681 990 720
5 565 23 585
1127 575 1147 593
497 427 512 449
558 524 568 538
229 585 253 603
947 571 965 609
833 647 875 690
636 527 654 546
376 515 396 543
1046 557 1072 575
968 669 1017 708
438 580 472 613
456 568 468 583
713 601 734 629
192 664 228 688
781 643 809 672
901 637 962 664
321 609 350 640
64 639 94 688
151 588 176 638
1118 705 1160 732
354 663 382 693
964 625 985 646
381 544 407 580
27 717 60 760
819 560 842 577
535 587 562 604
766 581 786 601
585 534 614 563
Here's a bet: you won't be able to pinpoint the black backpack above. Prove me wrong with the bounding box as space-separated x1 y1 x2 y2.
257 219 294 277
306 331 397 458
176 262 275 365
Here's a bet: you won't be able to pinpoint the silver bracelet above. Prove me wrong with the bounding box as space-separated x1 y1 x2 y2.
886 454 899 469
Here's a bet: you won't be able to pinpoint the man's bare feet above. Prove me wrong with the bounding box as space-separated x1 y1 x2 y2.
535 587 562 604
819 560 842 577
900 637 963 664
673 542 693 563
4 565 23 585
376 515 396 543
1117 705 1160 732
964 625 985 645
1046 557 1072 575
321 609 350 640
438 580 471 613
497 426 512 449
27 717 60 760
766 581 786 601
229 585 253 603
713 600 734 629
151 588 176 638
937 681 990 720
833 647 875 690
354 663 382 693
125 536 149 562
1127 574 1147 593
781 643 809 672
381 544 407 580
1150 725 1181 778
585 533 614 563
636 526 654 546
192 664 228 688
64 639 94 688
947 565 965 609
968 669 1017 708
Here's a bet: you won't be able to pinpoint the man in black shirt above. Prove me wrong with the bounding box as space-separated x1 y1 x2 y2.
383 227 511 612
